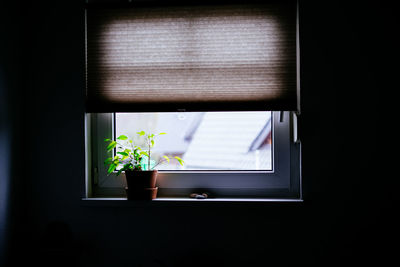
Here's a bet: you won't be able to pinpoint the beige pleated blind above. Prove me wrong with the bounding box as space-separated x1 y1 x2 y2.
86 2 297 112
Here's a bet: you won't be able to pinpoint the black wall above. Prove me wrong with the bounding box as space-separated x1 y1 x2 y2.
1 1 394 266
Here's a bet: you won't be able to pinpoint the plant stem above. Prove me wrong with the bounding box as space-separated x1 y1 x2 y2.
148 140 151 170
152 158 167 169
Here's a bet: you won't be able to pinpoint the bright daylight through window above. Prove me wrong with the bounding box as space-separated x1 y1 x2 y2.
115 112 273 171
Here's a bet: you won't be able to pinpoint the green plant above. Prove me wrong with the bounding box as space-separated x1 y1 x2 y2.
104 131 184 175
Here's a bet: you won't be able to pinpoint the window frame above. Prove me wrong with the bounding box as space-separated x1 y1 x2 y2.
85 111 301 199
83 1 302 201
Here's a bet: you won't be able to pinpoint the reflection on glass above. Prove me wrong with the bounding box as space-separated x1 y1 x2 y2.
116 112 272 170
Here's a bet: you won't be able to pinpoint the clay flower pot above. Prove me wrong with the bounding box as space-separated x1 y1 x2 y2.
124 170 158 200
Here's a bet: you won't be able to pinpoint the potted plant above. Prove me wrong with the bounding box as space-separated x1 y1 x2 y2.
104 131 184 200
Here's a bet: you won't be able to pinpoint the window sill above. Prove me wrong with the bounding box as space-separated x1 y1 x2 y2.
81 197 303 207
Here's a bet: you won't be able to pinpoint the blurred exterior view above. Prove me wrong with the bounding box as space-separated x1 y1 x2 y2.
116 111 272 170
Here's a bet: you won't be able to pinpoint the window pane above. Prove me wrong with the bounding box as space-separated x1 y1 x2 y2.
115 112 272 170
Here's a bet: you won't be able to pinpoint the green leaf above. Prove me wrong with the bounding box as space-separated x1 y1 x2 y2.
140 151 149 157
107 163 116 174
158 132 167 135
149 134 155 138
117 152 129 157
137 131 146 136
117 135 128 140
106 141 117 151
123 163 132 170
174 156 184 166
151 139 154 147
129 140 133 144
163 156 170 163
104 157 112 165
104 138 111 142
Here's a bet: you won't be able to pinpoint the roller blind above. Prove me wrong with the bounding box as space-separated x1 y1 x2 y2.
86 2 298 112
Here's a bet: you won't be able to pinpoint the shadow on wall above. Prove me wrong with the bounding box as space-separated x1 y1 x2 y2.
0 36 11 267
0 69 10 267
33 221 80 267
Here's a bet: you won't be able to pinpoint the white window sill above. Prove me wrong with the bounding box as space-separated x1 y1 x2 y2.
81 197 303 206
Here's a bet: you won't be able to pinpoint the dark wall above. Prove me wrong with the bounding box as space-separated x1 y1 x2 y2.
1 2 24 266
2 1 394 266
0 6 11 266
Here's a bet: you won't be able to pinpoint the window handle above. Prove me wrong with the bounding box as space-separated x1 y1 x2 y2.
293 112 299 143
279 111 285 123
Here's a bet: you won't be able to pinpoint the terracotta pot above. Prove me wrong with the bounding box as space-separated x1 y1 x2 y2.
125 187 158 200
124 170 158 200
125 170 158 188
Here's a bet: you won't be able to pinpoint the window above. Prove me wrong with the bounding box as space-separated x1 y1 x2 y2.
84 1 301 200
86 111 301 199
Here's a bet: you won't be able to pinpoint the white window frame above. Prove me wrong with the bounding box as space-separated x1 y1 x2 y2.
85 111 302 199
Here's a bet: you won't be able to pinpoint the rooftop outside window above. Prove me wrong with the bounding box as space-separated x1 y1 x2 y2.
115 111 273 171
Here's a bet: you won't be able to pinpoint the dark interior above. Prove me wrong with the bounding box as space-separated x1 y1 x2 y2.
0 1 392 266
